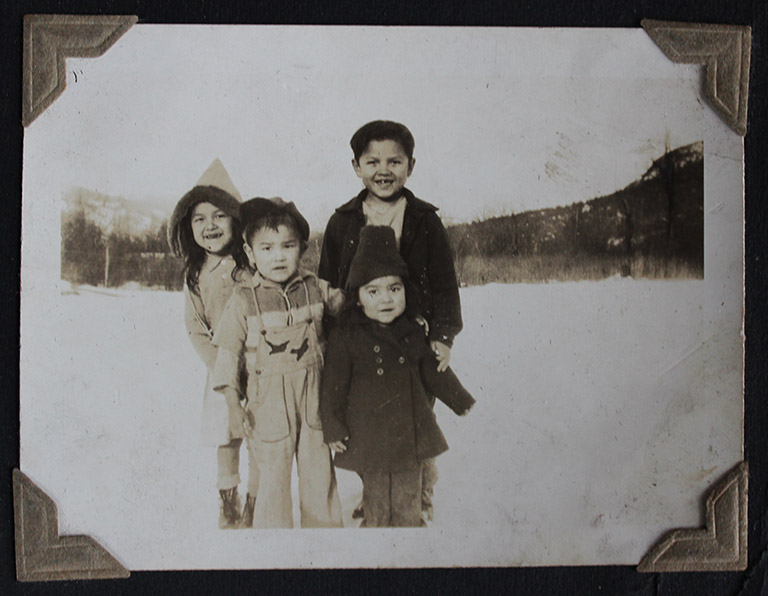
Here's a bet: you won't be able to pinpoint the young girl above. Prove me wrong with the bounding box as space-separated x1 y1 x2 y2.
168 183 256 528
319 226 475 527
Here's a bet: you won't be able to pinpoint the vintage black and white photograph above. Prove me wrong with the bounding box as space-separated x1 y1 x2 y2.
20 25 743 568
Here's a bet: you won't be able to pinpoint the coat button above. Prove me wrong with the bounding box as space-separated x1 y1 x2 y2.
375 357 383 364
377 368 384 376
398 356 405 364
373 345 381 353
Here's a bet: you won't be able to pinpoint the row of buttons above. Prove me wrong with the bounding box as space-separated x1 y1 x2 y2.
373 344 407 375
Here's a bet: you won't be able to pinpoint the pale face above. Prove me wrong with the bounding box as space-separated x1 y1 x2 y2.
244 224 302 285
190 202 234 255
353 140 415 203
358 275 407 325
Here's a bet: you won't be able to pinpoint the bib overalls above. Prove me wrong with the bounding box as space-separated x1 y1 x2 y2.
243 280 342 528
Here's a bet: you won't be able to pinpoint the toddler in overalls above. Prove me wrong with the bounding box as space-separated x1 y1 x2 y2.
213 197 343 528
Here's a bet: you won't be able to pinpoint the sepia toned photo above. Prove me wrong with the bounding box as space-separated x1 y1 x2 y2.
20 25 744 569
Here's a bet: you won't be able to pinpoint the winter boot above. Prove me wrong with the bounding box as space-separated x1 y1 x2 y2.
240 493 257 528
352 498 365 520
219 488 241 529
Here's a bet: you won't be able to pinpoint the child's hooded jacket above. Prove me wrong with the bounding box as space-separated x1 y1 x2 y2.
320 309 475 473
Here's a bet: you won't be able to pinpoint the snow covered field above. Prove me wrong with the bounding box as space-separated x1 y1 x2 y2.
19 277 742 568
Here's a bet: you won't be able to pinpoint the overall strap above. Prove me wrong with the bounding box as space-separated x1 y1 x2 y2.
249 285 266 333
301 278 313 323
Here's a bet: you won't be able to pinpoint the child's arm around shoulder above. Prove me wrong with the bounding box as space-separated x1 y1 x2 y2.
318 278 345 318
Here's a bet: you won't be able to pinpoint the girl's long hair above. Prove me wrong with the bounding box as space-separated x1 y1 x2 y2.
177 211 249 291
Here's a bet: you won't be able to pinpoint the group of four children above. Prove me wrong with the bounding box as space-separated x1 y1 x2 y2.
169 120 475 529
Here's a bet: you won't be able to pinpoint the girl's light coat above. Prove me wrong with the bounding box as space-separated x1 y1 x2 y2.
185 256 250 446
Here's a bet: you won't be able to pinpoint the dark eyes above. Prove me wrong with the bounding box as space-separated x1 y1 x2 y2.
365 160 402 166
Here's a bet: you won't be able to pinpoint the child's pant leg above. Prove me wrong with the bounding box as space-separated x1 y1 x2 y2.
292 370 343 528
390 468 422 527
361 471 391 527
216 438 242 490
296 426 342 527
246 440 260 497
249 437 295 528
421 457 438 514
361 468 421 527
246 373 297 529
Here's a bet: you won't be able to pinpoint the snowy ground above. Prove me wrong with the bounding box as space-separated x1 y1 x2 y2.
19 278 742 568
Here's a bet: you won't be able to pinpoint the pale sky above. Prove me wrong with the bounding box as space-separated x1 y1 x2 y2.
25 26 713 231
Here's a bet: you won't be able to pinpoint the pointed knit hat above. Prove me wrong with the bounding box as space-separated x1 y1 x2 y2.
167 159 242 255
346 226 409 290
195 158 243 201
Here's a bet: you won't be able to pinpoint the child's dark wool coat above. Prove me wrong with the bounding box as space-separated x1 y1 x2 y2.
320 310 475 473
318 188 463 347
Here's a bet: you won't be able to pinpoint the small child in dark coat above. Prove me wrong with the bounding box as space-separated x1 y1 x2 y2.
320 226 475 527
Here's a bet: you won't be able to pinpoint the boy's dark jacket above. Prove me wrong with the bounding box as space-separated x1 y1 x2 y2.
320 310 475 473
318 188 463 347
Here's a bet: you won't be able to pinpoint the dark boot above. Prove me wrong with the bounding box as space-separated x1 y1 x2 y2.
219 488 241 529
352 498 365 520
240 493 257 528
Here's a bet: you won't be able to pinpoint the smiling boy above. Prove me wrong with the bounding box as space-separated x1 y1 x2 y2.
319 120 463 523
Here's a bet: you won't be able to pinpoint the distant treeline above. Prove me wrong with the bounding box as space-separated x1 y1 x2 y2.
445 141 703 284
61 210 184 290
61 142 703 289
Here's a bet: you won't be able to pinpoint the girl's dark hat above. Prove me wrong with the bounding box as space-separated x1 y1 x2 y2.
167 185 241 257
241 197 310 242
346 226 409 290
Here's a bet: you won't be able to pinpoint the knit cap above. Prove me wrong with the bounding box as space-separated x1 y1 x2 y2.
346 226 409 290
241 197 310 242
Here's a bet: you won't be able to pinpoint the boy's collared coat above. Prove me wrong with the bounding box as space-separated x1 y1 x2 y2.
320 310 475 473
319 187 463 346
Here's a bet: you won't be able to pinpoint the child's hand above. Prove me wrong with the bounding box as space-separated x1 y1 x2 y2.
328 439 348 453
228 402 251 438
414 315 430 336
430 341 451 372
459 403 474 416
